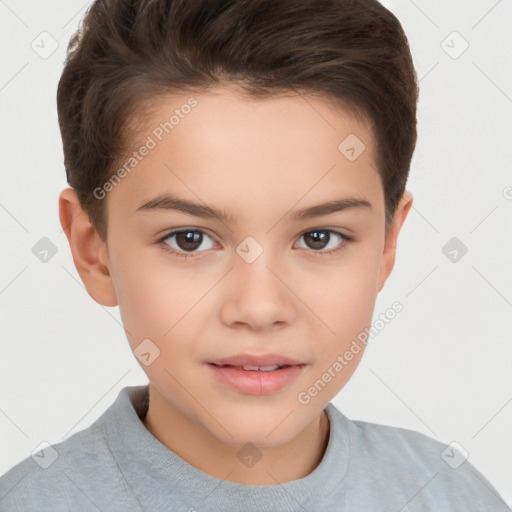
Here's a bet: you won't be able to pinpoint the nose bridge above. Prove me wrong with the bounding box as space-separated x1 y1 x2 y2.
235 234 281 293
221 234 295 329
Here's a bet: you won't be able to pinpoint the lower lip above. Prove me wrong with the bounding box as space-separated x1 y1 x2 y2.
206 363 305 395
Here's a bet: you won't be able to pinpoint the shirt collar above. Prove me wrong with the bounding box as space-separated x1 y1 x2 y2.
102 384 350 511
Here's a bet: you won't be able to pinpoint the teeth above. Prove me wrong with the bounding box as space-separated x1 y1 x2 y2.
241 365 281 371
212 363 288 371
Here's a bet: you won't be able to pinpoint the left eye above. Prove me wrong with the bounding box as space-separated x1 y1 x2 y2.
296 230 349 252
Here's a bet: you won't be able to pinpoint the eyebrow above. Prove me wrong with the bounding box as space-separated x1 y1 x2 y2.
135 193 372 223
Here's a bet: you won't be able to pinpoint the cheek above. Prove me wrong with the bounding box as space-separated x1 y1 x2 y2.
311 246 381 351
109 246 204 351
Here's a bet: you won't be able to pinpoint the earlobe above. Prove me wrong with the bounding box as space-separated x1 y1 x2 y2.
58 188 118 307
377 190 413 292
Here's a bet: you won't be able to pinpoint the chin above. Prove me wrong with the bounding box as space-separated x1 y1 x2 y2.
203 411 302 449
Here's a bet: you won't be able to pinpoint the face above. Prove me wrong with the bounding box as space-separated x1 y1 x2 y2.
85 86 410 448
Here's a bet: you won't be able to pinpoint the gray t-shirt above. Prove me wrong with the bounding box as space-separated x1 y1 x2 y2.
0 385 508 511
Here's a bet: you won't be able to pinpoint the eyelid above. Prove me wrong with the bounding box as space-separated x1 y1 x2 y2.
156 227 219 249
157 226 216 241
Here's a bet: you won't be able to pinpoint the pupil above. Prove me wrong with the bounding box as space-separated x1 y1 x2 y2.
177 231 202 251
306 230 328 249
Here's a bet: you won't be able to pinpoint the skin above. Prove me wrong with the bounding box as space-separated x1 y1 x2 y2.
59 85 412 485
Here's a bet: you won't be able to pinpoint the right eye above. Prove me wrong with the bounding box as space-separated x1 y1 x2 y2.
157 229 217 258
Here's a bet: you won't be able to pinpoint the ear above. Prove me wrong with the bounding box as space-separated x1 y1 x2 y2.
377 190 413 292
59 187 118 307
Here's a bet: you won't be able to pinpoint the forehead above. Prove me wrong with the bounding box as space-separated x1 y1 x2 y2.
107 86 382 222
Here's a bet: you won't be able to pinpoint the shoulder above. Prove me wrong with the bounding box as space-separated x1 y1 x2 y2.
327 405 509 511
0 423 133 512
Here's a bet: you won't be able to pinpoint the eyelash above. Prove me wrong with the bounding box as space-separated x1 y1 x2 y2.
156 228 352 259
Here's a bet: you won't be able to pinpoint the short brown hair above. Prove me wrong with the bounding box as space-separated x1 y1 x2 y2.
57 0 419 241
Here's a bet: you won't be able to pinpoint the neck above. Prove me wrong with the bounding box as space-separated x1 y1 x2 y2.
142 387 330 485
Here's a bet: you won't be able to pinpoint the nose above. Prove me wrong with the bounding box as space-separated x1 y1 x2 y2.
219 247 297 331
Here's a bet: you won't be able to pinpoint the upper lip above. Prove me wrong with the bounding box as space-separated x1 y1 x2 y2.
208 353 305 367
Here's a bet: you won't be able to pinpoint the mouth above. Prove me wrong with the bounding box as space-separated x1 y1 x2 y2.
208 353 306 368
209 363 294 372
206 360 306 395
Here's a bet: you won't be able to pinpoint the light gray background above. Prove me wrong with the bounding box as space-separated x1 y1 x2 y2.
1 0 511 506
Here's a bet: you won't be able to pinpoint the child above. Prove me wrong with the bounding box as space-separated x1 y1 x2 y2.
1 0 508 510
